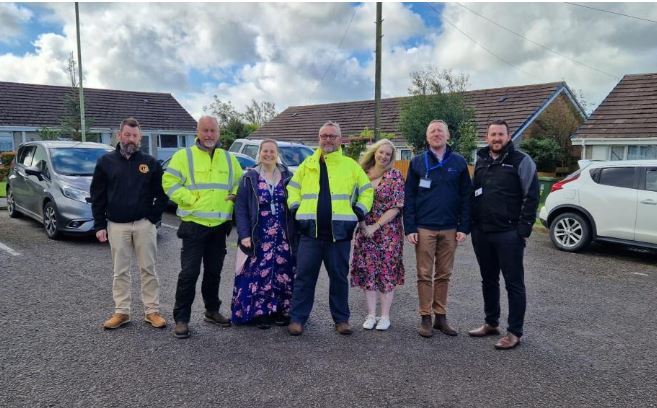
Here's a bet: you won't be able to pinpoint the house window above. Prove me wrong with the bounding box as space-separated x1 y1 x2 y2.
399 149 412 161
628 145 657 160
610 145 625 161
0 132 13 152
159 134 179 148
140 134 151 154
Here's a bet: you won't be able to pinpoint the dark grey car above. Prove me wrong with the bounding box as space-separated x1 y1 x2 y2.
6 141 113 239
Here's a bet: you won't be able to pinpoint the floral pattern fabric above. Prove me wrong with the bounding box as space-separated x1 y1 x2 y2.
350 167 405 293
231 175 295 324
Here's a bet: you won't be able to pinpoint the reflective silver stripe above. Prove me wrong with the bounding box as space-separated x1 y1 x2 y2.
288 180 300 189
164 167 185 182
333 214 358 221
331 194 351 200
224 150 234 189
186 147 196 186
166 184 184 197
176 209 232 219
355 202 369 215
301 193 318 199
187 183 230 191
296 213 316 220
289 201 300 210
359 183 372 194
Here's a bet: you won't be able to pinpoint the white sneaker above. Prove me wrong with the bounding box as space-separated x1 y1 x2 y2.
362 315 377 330
376 318 391 331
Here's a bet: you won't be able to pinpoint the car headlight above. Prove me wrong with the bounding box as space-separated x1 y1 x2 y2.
61 184 90 203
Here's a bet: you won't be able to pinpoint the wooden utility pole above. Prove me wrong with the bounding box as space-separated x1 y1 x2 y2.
75 2 86 142
374 2 382 141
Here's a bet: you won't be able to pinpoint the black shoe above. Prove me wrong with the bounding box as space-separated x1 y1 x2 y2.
204 311 232 327
255 316 272 330
273 312 291 327
174 322 190 339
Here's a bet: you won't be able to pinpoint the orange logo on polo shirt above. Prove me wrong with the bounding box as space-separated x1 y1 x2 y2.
139 164 149 174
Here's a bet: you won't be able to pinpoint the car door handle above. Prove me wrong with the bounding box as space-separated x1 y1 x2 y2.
640 199 657 205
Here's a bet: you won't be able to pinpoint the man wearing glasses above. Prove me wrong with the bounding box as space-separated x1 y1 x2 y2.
286 121 373 336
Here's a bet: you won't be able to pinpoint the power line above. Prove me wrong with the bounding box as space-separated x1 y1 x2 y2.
565 2 657 25
456 2 620 80
424 3 531 77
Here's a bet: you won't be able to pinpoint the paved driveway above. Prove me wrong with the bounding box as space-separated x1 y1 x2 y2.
1 210 656 407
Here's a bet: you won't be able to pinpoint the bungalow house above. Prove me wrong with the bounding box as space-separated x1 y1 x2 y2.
0 81 197 161
249 81 587 161
571 73 657 161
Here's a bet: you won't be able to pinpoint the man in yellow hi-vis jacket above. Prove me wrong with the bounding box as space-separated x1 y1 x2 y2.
162 116 243 339
286 121 373 336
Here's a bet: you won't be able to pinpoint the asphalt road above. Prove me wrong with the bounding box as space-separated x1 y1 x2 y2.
1 210 656 407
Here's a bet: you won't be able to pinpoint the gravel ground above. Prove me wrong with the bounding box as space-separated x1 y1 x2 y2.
1 210 656 408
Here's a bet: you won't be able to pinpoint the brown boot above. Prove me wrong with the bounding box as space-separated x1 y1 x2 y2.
468 324 500 337
144 312 167 328
103 313 130 330
335 321 353 335
287 322 304 336
433 314 457 336
417 315 433 338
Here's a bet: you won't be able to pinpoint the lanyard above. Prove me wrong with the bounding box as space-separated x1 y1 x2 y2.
424 150 450 177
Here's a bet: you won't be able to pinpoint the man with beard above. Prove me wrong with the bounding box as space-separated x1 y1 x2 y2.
91 117 169 330
469 120 539 350
162 116 243 339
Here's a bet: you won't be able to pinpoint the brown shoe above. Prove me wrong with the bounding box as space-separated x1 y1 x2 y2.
287 322 304 336
103 313 130 330
204 311 231 327
495 333 521 350
335 322 353 335
468 324 500 337
433 314 458 336
174 322 190 339
417 315 433 338
144 312 167 328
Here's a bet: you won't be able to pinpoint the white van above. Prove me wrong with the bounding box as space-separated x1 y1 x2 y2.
228 139 314 173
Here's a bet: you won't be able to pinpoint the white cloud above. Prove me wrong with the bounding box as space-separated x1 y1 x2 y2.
0 3 33 44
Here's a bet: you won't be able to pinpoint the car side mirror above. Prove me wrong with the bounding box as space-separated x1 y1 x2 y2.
24 165 43 180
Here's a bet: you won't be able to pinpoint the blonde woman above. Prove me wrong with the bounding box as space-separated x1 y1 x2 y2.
350 139 405 330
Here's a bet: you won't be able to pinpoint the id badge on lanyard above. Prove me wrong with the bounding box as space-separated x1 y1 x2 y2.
267 181 277 215
420 151 449 189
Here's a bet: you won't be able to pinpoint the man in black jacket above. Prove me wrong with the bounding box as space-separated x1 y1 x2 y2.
90 117 169 330
468 119 539 350
404 120 472 338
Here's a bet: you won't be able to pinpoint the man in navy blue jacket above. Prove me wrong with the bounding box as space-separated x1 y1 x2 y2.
404 120 472 338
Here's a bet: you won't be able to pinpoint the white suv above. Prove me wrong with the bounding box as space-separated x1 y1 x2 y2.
228 139 314 173
539 160 657 252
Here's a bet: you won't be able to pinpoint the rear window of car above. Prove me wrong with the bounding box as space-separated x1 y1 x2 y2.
50 148 111 176
228 142 242 153
279 146 313 167
242 144 259 159
594 167 635 189
645 168 657 192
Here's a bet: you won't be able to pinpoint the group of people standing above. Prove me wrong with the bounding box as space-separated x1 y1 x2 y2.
90 114 538 350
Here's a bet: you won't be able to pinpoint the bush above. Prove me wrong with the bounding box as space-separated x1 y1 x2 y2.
0 151 16 181
520 137 564 172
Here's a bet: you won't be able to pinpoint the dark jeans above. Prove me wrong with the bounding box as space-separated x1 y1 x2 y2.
471 228 527 337
173 221 230 323
289 236 351 325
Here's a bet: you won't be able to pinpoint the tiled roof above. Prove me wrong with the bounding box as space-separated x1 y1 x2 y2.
250 82 568 145
574 73 657 139
0 81 196 131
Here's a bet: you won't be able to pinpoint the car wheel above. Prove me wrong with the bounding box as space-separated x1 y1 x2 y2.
6 187 22 218
549 212 591 252
43 201 61 240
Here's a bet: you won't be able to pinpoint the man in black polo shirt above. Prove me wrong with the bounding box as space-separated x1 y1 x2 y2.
91 117 169 330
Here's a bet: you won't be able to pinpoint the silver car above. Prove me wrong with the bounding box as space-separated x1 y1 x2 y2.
7 141 113 239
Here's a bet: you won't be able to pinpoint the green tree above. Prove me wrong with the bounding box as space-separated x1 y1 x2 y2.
38 127 62 141
399 68 475 158
59 53 93 141
520 137 563 172
243 100 277 127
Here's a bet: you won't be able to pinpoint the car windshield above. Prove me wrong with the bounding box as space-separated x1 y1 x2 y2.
279 146 313 166
50 148 110 176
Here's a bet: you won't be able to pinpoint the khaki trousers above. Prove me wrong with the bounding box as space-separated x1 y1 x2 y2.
416 228 457 315
107 218 160 315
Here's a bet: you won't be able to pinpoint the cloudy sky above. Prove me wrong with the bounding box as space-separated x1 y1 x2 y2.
1 2 656 119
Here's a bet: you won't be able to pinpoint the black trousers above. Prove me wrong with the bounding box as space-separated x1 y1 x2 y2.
173 221 229 323
471 228 527 337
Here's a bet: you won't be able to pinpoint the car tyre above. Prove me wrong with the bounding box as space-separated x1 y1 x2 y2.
43 201 61 240
549 212 591 252
6 187 22 218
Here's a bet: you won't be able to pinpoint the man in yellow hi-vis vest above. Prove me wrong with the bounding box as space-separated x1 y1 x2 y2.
286 121 373 336
162 116 243 339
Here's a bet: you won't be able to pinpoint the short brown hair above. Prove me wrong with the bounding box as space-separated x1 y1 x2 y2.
119 117 141 133
487 119 509 134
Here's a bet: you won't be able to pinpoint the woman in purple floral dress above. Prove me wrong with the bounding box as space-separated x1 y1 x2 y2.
350 139 405 331
232 140 296 329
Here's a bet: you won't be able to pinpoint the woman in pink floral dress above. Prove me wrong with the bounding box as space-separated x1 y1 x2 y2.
350 139 405 331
